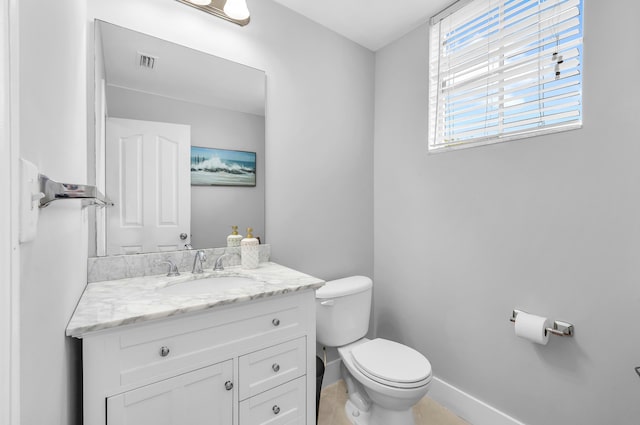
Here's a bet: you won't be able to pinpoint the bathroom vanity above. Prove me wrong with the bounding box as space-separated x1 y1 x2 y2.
67 262 324 425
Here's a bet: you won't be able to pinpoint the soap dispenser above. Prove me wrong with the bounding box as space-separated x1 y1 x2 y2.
241 227 259 269
227 225 243 247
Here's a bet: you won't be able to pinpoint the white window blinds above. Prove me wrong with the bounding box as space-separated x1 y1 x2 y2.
428 0 583 152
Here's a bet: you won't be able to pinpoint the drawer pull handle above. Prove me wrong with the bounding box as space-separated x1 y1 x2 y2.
272 363 280 372
159 346 170 357
224 381 234 391
272 405 280 415
272 318 280 327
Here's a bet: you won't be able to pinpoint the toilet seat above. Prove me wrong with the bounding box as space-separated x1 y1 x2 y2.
350 338 432 389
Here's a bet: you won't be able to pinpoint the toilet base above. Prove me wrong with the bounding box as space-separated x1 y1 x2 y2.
344 399 370 425
344 399 415 425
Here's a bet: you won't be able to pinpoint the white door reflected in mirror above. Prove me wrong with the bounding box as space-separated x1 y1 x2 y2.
105 117 191 255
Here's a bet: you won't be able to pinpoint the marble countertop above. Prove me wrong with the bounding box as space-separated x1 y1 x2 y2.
66 262 324 338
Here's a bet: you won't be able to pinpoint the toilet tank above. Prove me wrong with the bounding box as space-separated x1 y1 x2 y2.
315 276 372 347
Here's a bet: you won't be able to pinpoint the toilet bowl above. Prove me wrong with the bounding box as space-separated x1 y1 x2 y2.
339 338 432 424
315 276 432 425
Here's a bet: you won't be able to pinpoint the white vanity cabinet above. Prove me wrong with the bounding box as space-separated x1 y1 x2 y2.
79 291 316 425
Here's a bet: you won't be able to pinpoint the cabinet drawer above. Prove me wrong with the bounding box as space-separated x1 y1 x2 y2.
114 298 305 388
239 376 306 425
239 337 306 400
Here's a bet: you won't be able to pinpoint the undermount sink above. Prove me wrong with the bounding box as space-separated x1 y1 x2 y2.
159 275 259 295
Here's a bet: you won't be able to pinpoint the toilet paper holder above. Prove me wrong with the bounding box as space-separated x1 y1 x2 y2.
510 309 574 337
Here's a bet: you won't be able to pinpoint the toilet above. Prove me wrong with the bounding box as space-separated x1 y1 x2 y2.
316 276 432 425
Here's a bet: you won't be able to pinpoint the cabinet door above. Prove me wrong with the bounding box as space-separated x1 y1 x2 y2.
107 360 233 425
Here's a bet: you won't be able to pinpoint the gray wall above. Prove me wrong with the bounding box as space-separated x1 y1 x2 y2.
106 86 266 249
373 1 640 424
18 1 87 424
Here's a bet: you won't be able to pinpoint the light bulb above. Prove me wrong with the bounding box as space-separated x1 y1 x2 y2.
186 0 211 5
224 0 250 20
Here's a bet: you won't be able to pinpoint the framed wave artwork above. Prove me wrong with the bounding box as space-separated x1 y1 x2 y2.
190 146 257 187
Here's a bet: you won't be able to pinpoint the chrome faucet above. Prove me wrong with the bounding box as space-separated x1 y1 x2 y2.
192 250 207 274
160 260 180 277
214 253 240 271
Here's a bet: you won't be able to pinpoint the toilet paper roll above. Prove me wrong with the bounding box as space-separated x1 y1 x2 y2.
514 312 551 345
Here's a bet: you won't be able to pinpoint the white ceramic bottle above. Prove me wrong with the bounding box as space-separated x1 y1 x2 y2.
241 227 259 269
227 225 243 247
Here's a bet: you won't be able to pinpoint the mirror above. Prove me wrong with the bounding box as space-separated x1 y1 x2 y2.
90 20 265 256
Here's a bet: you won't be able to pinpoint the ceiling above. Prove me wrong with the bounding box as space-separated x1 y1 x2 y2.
270 0 454 51
99 21 265 116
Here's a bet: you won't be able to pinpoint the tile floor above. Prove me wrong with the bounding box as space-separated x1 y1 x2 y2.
317 380 469 425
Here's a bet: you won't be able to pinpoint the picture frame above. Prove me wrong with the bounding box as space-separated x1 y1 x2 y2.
190 146 257 187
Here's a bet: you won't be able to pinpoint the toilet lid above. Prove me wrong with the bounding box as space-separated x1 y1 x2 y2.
351 339 432 387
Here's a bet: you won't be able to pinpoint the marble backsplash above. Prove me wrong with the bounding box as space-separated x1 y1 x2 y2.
87 245 271 283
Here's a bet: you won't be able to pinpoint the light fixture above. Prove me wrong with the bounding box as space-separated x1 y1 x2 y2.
223 0 250 20
176 0 250 26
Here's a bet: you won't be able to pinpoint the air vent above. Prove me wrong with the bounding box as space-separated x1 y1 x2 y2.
137 52 158 70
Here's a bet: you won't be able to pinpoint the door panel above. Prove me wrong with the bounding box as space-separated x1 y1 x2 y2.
106 118 190 255
107 361 233 425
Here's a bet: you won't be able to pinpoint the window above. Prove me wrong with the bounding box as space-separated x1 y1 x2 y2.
428 0 583 152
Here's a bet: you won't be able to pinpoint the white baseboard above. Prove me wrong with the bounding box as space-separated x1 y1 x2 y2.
429 377 527 425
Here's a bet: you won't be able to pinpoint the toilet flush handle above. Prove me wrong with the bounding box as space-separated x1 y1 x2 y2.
320 299 335 307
